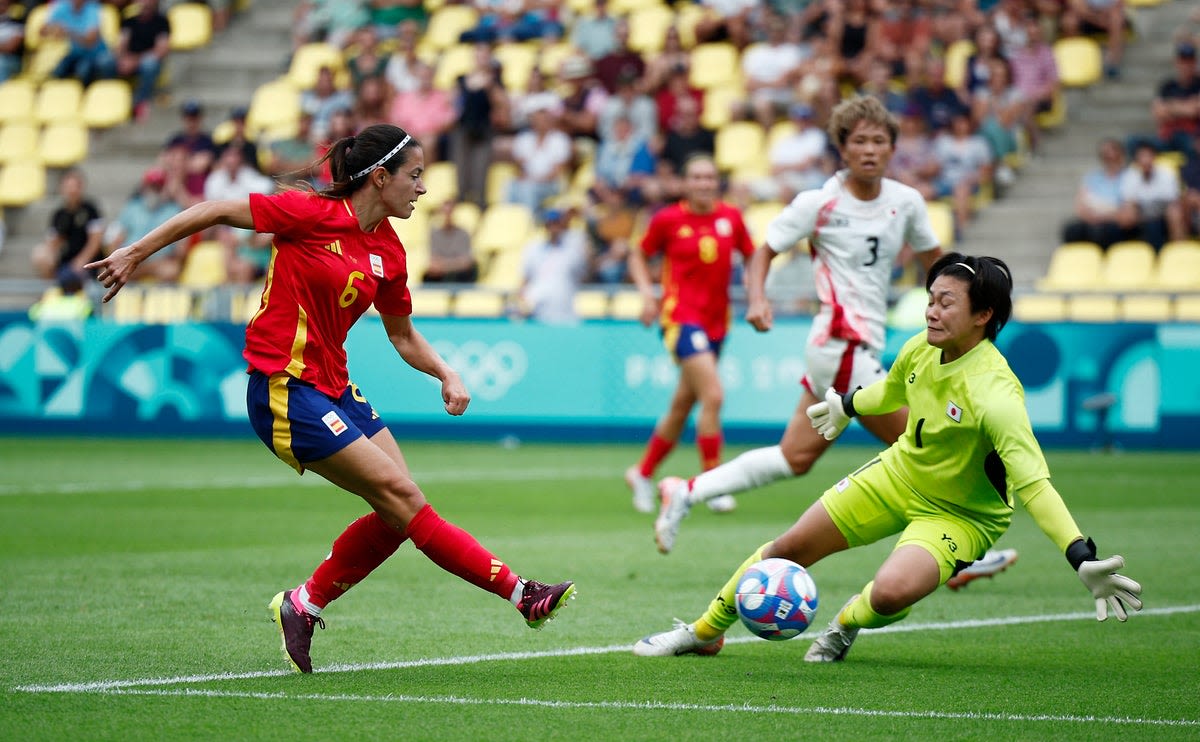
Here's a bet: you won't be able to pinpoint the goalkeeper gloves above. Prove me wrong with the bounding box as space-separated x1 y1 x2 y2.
1067 537 1143 622
806 387 857 441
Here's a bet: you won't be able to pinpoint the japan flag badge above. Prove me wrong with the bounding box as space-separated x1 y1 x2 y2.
946 400 963 423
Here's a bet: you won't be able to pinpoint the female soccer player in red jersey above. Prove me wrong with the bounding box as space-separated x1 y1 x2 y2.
624 155 757 515
87 124 575 673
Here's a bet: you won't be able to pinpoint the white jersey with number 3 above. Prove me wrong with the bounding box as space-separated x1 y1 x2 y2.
765 170 940 353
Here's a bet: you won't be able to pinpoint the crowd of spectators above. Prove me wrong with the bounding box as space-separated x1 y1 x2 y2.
20 0 1200 312
1061 40 1200 251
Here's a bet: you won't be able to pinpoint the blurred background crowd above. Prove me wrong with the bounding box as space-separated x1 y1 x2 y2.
2 0 1199 325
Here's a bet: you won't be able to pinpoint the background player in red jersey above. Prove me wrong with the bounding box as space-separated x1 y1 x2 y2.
625 155 756 515
87 124 575 673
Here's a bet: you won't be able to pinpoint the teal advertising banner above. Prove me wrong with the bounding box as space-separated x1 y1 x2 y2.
2 314 1198 448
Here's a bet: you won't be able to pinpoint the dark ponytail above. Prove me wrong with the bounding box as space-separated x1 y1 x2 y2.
307 124 416 198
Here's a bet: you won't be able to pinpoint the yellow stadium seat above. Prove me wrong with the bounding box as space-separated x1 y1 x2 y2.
714 121 765 173
34 79 83 124
700 83 745 130
675 3 708 48
766 119 798 152
38 121 89 168
395 207 430 253
1037 242 1103 291
99 3 121 48
22 39 69 83
1013 293 1067 323
0 79 36 124
475 203 534 256
1151 241 1200 291
1036 89 1067 129
744 201 782 245
609 0 662 13
109 285 145 323
140 287 195 323
452 200 481 234
494 43 539 92
485 160 517 205
288 42 345 90
419 160 459 209
423 5 479 52
1099 240 1155 291
574 289 610 319
405 244 431 287
1053 37 1102 88
246 79 301 140
1154 151 1185 179
1175 295 1200 322
689 42 740 89
1067 294 1118 322
168 3 214 51
434 43 477 91
453 288 506 317
0 160 46 206
81 79 132 128
410 288 452 317
230 285 264 324
926 200 956 250
567 159 594 200
23 3 50 50
0 122 39 164
610 290 645 320
1120 295 1172 322
627 4 675 54
478 248 524 291
538 41 578 79
178 240 229 289
944 39 975 89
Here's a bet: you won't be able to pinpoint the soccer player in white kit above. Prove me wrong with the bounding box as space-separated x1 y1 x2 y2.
653 96 1016 589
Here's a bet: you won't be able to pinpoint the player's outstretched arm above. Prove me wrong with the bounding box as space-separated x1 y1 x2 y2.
1068 537 1144 622
87 199 253 302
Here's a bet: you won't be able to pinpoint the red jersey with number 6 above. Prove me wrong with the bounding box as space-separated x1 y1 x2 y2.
639 200 755 341
244 190 413 397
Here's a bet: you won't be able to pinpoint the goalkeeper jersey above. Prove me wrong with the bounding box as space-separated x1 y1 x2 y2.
854 332 1050 523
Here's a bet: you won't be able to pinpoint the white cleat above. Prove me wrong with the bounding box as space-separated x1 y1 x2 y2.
654 476 693 554
706 494 737 513
626 466 656 514
633 619 725 657
945 548 1019 591
804 595 861 663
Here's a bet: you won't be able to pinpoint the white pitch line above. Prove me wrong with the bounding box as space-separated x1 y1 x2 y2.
15 604 1199 698
57 687 1200 729
0 467 619 497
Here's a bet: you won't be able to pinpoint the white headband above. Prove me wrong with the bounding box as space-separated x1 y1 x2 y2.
351 134 411 180
954 262 976 275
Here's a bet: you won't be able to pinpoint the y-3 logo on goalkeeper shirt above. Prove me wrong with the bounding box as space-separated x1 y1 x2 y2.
946 400 963 422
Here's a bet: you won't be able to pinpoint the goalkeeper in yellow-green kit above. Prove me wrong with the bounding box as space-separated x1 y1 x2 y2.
633 252 1143 661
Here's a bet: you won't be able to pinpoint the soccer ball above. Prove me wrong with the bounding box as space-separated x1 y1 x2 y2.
735 558 819 641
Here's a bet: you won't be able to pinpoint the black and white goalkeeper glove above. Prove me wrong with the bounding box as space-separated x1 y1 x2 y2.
806 387 857 441
1067 537 1143 622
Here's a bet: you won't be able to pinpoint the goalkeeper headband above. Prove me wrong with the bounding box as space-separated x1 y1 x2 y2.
352 134 412 180
954 262 975 274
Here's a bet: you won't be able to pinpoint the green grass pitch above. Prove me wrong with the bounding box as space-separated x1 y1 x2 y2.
2 437 1198 740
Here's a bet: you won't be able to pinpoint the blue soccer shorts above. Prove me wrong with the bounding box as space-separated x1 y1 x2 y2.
246 371 386 473
662 322 724 363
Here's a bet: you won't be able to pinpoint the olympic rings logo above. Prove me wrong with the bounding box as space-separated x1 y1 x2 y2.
432 340 528 401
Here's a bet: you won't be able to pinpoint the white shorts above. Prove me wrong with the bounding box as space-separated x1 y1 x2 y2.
801 338 887 399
